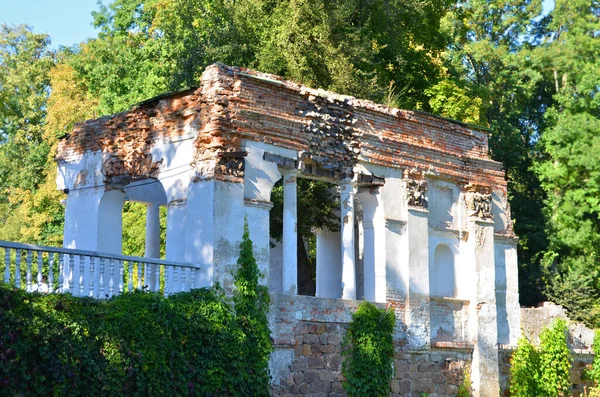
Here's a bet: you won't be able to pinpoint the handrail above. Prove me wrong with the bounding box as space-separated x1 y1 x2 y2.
0 240 198 269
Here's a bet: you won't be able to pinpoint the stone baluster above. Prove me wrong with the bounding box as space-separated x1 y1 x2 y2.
68 254 75 292
37 251 43 291
26 250 32 292
108 259 115 296
118 260 124 294
4 248 10 284
15 249 22 289
154 264 160 293
88 257 95 297
98 257 105 297
128 261 134 292
137 262 142 290
79 255 85 295
58 253 65 291
48 253 55 292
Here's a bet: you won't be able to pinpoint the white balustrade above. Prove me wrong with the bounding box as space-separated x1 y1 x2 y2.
0 240 200 298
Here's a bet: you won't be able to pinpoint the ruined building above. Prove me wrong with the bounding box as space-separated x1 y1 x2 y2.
56 63 521 396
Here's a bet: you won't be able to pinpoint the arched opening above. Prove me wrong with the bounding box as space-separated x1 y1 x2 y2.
430 244 455 298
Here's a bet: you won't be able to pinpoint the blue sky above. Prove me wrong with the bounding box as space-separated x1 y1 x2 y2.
0 0 106 48
1 0 555 49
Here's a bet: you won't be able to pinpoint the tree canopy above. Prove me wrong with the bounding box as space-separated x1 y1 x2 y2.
1 0 600 324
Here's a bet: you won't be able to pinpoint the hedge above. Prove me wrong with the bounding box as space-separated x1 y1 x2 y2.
0 223 272 396
0 286 270 396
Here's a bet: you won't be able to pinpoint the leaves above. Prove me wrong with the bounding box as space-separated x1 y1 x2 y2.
509 319 572 397
341 301 395 397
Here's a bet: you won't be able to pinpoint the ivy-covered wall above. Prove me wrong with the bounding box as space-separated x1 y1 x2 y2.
0 285 271 396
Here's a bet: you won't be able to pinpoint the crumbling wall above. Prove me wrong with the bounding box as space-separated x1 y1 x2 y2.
56 63 514 235
269 294 471 397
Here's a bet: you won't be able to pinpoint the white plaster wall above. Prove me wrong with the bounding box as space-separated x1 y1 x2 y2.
430 243 455 298
269 241 283 294
151 134 196 203
316 230 342 298
97 190 126 254
212 180 246 291
243 140 295 202
428 179 459 229
63 187 104 250
495 239 521 346
492 190 510 234
245 201 272 285
57 151 104 191
358 163 407 299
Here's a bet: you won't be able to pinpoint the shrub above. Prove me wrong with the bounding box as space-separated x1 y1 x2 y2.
509 319 572 397
0 222 272 396
538 319 572 397
341 301 395 397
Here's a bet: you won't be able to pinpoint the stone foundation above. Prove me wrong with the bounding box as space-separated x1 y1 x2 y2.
269 294 471 397
270 317 471 397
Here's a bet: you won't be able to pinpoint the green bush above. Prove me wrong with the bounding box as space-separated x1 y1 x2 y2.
0 222 272 396
341 301 395 397
509 319 572 397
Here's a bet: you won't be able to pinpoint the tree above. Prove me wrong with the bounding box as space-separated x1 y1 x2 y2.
0 25 56 244
428 0 553 305
0 24 54 194
533 0 600 324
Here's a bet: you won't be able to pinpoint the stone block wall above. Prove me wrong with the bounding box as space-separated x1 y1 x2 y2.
392 350 470 397
271 321 347 397
271 317 471 397
270 292 472 397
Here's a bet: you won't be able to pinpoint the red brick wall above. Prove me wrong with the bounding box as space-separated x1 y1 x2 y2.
56 63 511 228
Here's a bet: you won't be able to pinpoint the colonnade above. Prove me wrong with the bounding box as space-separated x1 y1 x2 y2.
279 171 385 303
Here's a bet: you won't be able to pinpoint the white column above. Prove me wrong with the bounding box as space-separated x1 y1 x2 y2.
97 189 126 254
144 203 161 290
340 181 356 300
357 188 386 303
316 229 342 298
282 170 298 294
145 203 161 258
468 218 500 397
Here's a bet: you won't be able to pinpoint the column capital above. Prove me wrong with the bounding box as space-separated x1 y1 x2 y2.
281 168 301 184
463 183 493 220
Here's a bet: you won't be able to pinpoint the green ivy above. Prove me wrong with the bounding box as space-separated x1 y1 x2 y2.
509 319 572 397
588 330 600 384
0 222 272 396
341 301 395 397
232 219 273 396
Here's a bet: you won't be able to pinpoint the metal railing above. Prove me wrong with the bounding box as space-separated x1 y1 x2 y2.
0 240 201 297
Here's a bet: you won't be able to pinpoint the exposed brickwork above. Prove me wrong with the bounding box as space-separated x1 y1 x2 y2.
269 295 471 397
271 317 471 397
392 350 470 397
271 321 347 397
56 63 513 234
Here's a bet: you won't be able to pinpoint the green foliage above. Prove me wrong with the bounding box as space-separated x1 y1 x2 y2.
0 228 272 396
0 285 252 395
456 371 472 397
510 335 541 397
509 319 572 397
588 330 600 383
539 319 572 396
232 220 272 396
0 221 271 396
341 301 395 397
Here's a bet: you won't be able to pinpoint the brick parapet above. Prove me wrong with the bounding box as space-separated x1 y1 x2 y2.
56 63 507 188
